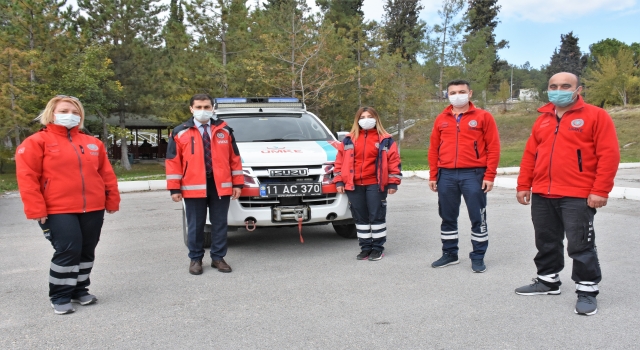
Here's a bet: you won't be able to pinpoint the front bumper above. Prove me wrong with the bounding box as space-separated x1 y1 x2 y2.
227 190 352 227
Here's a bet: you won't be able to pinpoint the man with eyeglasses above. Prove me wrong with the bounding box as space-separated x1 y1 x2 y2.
514 72 620 316
166 94 243 275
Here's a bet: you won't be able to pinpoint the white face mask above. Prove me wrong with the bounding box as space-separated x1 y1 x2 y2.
358 118 376 130
53 113 81 129
193 110 214 123
448 93 469 108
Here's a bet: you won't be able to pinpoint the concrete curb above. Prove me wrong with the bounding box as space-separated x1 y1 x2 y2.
115 163 640 201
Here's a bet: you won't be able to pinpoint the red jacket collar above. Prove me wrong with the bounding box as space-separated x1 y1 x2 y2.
346 130 392 140
46 123 80 136
538 95 586 115
442 101 479 115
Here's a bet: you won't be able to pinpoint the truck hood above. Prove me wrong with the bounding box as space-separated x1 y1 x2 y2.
238 141 339 166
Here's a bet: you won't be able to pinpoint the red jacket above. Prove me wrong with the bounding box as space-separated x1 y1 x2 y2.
333 131 402 191
165 118 243 197
15 124 120 219
428 102 500 181
354 129 381 185
517 97 620 198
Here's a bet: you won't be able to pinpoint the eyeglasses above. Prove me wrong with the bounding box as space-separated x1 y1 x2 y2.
55 95 80 101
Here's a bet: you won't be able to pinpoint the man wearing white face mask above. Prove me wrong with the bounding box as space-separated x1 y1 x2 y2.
166 94 244 275
428 80 501 273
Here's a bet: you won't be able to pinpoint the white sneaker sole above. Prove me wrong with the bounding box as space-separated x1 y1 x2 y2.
51 303 75 315
71 297 97 306
575 308 598 316
432 260 460 268
515 290 561 296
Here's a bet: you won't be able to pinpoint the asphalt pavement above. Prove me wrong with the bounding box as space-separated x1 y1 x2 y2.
1 179 639 349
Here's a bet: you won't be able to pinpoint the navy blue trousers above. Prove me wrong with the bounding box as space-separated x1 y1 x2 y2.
437 168 488 260
346 185 388 252
531 195 601 296
39 210 104 304
184 175 231 261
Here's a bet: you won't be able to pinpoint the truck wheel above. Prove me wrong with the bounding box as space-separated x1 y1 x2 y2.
182 206 213 248
333 223 357 239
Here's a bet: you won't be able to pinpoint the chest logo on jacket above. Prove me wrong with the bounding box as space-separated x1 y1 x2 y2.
468 119 480 131
217 133 225 139
87 144 99 151
569 119 584 132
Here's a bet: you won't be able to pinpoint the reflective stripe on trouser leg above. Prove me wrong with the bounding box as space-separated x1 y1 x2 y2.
73 210 104 299
40 210 104 304
356 224 372 239
461 168 488 260
437 169 461 254
576 281 599 293
538 273 561 283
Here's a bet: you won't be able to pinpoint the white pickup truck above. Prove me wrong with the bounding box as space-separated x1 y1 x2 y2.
182 97 356 246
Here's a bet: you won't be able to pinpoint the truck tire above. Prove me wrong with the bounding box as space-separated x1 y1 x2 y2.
182 206 212 248
333 222 357 239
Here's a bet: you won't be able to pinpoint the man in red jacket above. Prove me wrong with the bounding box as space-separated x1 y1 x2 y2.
166 94 243 275
428 80 501 273
515 72 620 316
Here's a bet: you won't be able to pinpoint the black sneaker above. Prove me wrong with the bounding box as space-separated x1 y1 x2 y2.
515 278 561 295
471 259 486 273
431 252 459 268
356 250 372 260
368 250 384 261
575 294 597 315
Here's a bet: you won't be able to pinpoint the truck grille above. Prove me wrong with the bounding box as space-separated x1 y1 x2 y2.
239 193 336 208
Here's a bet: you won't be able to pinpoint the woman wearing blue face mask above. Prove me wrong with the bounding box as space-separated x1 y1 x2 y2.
333 107 402 261
15 96 121 315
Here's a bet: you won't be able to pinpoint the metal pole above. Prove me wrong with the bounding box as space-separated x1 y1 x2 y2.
510 66 514 101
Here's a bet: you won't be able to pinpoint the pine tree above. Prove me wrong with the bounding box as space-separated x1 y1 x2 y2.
547 32 586 79
429 0 465 100
383 0 426 63
0 0 70 146
77 0 166 170
465 0 507 49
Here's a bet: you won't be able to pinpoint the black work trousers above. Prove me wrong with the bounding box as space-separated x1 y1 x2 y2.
39 210 105 304
184 175 231 261
531 194 601 296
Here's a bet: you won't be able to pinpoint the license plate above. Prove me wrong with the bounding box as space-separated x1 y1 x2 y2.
260 183 322 197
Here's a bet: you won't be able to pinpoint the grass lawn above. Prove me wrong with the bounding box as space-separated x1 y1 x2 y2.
399 104 640 170
0 161 166 192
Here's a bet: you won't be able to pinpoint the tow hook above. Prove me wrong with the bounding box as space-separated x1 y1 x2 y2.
245 219 257 232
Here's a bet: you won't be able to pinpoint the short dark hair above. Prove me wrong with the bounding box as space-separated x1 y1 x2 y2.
190 93 214 107
446 79 471 90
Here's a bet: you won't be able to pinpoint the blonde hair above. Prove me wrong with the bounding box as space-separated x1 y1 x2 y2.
39 95 85 129
349 106 389 141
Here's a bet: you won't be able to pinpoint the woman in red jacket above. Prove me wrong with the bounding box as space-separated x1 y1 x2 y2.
15 96 120 315
333 107 402 261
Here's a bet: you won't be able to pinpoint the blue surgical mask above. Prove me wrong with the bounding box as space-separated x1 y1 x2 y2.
548 89 577 107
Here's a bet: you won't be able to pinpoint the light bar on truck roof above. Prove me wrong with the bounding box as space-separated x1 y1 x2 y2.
214 97 305 110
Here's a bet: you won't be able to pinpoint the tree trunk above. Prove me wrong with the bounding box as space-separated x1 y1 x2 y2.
438 18 449 102
221 28 228 97
96 110 109 145
119 109 131 170
357 46 362 107
29 10 35 84
9 55 20 147
291 11 295 97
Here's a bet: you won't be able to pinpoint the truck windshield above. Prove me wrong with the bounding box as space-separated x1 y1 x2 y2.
221 114 334 142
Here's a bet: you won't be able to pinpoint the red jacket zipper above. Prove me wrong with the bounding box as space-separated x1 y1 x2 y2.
68 130 87 212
